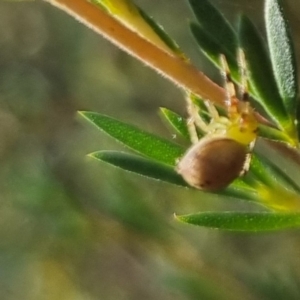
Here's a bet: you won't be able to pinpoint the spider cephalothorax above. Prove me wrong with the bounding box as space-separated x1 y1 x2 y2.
176 50 258 191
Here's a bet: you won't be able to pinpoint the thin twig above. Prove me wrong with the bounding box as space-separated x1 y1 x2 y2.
43 0 225 105
42 0 293 136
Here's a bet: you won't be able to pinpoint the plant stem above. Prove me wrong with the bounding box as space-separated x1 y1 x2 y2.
43 0 225 105
42 0 292 136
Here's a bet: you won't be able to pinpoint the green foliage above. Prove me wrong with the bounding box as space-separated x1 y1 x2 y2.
238 15 288 129
176 212 300 232
7 0 300 298
190 0 298 144
136 7 184 56
91 0 183 56
90 150 187 187
81 0 300 231
266 0 298 117
258 124 296 144
250 154 300 194
188 0 237 58
189 23 238 77
79 111 184 166
159 107 190 140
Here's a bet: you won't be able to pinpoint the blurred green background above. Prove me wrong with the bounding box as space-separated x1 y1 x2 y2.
1 0 300 299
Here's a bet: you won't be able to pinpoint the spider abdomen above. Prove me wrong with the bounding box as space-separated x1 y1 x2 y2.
176 137 248 191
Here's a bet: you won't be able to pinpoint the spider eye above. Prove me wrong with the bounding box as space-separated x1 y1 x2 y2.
177 137 248 191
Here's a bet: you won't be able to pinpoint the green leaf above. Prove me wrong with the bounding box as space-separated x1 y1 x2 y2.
92 151 260 203
247 151 300 194
79 111 184 166
91 0 182 57
188 0 237 57
190 93 211 125
176 211 300 231
189 23 239 78
217 184 259 203
258 124 296 145
248 154 277 188
90 150 187 186
249 151 300 195
265 0 298 117
239 15 288 129
159 107 190 139
137 8 184 57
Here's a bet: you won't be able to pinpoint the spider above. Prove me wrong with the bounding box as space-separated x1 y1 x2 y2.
176 50 258 191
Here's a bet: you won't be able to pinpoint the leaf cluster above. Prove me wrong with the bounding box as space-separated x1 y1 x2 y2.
80 0 300 232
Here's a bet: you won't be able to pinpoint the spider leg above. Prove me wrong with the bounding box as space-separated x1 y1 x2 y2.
240 139 256 175
204 100 219 120
238 48 256 175
240 152 252 176
220 52 258 144
237 48 251 119
185 93 210 144
237 48 257 132
238 48 249 103
220 54 239 118
187 116 199 144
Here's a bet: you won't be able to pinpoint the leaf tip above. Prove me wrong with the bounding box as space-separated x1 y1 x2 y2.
159 107 167 113
87 151 103 160
77 110 87 115
87 152 96 159
174 213 186 223
77 110 91 120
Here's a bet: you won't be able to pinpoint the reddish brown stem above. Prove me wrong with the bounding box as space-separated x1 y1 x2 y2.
43 0 226 105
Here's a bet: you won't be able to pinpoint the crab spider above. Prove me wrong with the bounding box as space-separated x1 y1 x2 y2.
176 50 258 191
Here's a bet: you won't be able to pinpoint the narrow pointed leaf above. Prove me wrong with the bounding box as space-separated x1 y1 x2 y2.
137 8 184 57
265 0 298 116
176 211 300 231
90 151 187 186
188 0 237 57
160 107 190 139
249 154 278 188
92 151 260 203
190 93 211 124
79 111 184 165
190 23 238 77
239 15 289 130
255 151 300 194
91 0 182 56
216 184 259 203
258 124 296 145
250 150 300 194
